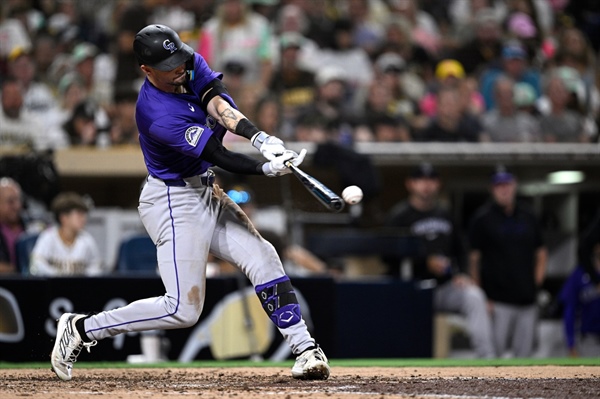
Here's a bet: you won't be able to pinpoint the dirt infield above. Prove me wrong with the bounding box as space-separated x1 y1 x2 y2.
1 366 599 399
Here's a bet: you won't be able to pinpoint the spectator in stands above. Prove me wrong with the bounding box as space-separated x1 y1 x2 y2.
247 0 279 21
388 0 441 56
146 0 196 34
368 113 411 143
294 113 329 143
373 17 434 83
0 5 31 66
505 11 542 60
545 64 600 141
294 66 355 143
44 0 87 46
55 74 87 127
545 66 581 108
68 42 114 108
283 1 336 50
113 0 157 93
62 99 110 147
367 52 425 132
385 163 495 358
449 7 504 77
564 0 600 53
416 86 483 142
481 75 541 142
468 166 547 357
447 2 507 48
0 78 68 151
504 0 554 53
513 81 540 116
420 59 485 118
0 178 26 274
304 18 374 94
29 192 103 276
539 73 589 143
268 32 316 138
273 4 310 38
0 78 36 149
32 34 58 87
6 48 68 148
109 89 139 146
344 0 388 57
480 42 541 110
459 75 487 117
6 48 57 118
361 81 411 142
546 65 599 138
559 212 600 358
554 27 597 90
199 0 274 92
374 51 425 104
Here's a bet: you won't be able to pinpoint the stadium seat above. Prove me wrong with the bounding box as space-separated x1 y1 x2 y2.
115 235 157 275
15 233 39 276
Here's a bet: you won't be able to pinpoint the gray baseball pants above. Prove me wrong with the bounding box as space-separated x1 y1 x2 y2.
83 174 315 355
492 302 537 357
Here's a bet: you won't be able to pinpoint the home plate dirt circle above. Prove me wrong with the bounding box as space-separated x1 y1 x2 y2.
1 366 599 399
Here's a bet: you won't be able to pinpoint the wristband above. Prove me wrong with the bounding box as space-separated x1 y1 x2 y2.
235 118 260 140
251 131 269 150
261 162 275 177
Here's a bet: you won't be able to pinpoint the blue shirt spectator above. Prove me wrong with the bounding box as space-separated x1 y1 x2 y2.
479 44 541 110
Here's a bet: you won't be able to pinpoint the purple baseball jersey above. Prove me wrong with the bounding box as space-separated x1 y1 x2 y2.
135 53 236 180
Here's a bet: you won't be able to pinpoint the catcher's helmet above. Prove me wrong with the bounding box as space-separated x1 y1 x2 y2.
133 24 193 71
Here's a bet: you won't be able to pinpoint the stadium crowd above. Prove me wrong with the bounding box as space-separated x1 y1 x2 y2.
1 0 599 150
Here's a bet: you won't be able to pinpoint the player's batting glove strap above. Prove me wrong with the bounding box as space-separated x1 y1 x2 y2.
262 149 306 177
252 131 286 161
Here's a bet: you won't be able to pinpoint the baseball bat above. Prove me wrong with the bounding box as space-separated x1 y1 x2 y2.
285 162 345 212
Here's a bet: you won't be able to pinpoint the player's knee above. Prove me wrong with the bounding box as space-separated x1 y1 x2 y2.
255 276 302 329
174 304 202 328
163 295 203 327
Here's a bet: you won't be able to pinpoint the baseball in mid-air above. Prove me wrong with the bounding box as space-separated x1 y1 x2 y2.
342 185 363 205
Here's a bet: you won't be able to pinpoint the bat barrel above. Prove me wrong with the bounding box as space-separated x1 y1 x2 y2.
285 162 345 213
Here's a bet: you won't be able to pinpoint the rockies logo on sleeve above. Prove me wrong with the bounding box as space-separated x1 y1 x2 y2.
185 126 204 147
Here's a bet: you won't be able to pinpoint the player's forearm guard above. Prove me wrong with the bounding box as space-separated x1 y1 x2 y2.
255 276 302 329
236 118 261 140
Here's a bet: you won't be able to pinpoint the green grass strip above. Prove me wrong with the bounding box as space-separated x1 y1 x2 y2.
1 357 598 370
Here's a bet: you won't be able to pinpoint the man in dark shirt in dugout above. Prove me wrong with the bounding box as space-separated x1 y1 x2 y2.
468 166 547 357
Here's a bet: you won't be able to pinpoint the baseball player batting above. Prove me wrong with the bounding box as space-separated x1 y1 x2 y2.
50 24 329 381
